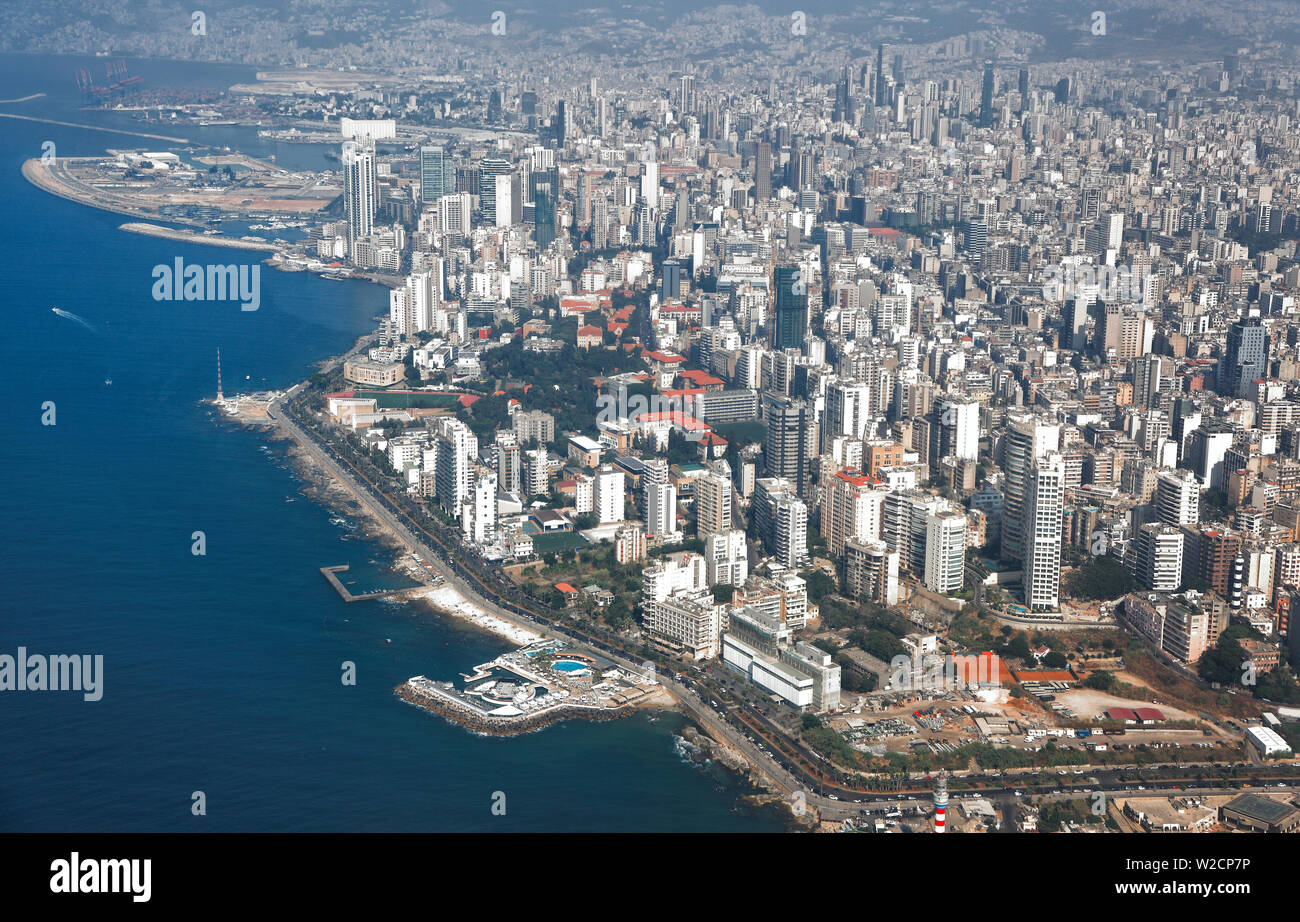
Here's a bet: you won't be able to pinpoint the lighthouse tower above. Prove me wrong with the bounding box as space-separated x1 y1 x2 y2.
934 773 948 834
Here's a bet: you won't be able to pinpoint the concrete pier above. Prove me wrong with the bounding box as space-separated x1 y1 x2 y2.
320 565 426 603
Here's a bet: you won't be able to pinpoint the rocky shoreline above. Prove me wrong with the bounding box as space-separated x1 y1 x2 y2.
674 725 813 829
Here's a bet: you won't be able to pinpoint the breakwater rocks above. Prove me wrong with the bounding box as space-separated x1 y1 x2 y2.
676 726 809 827
396 678 635 737
677 725 751 774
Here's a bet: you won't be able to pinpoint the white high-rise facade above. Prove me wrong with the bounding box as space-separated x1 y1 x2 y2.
646 481 678 537
937 397 980 461
493 173 513 228
1001 413 1061 565
1135 523 1183 592
1155 469 1200 527
434 418 478 519
820 469 885 556
594 465 625 523
343 141 377 251
924 510 968 594
641 159 659 210
464 471 498 544
1021 453 1065 610
705 530 748 587
823 380 872 450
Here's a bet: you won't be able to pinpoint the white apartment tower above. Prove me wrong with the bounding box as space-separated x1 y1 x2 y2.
343 140 377 251
924 510 968 594
1020 453 1065 610
594 465 626 523
646 481 678 538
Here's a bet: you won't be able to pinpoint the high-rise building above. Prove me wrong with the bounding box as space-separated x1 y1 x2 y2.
419 144 452 203
935 397 980 462
615 524 647 564
1001 414 1061 564
1156 469 1200 527
704 530 747 586
679 74 695 116
1184 424 1235 490
594 465 625 523
434 418 478 520
823 380 871 450
1134 523 1184 592
646 481 678 538
979 60 995 128
764 397 814 496
478 157 512 225
554 99 567 147
465 471 497 544
820 468 885 556
771 264 809 351
512 410 555 446
1021 453 1065 610
493 432 522 494
924 510 968 594
845 538 899 605
1219 318 1267 398
754 141 772 201
343 140 377 250
752 478 808 568
533 178 557 251
695 470 733 538
660 258 684 303
875 43 887 107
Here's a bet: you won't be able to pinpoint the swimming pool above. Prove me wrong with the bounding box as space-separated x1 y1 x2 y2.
551 660 590 673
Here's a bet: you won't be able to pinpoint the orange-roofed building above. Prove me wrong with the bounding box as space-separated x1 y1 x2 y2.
676 369 726 391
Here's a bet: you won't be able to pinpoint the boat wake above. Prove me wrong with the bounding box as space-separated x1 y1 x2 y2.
51 306 96 333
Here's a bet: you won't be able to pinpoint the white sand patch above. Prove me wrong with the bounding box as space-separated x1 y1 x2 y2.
419 585 545 646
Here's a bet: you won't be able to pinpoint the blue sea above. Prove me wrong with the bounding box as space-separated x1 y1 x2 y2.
0 53 782 832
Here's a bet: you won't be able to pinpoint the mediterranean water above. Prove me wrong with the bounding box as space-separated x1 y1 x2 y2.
0 52 782 831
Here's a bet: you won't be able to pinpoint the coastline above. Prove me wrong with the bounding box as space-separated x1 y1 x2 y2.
21 156 205 227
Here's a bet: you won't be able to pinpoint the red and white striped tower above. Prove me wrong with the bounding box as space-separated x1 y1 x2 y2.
934 772 948 834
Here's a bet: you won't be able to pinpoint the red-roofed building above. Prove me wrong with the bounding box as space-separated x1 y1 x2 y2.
834 468 882 488
642 350 687 388
697 431 728 459
555 582 580 607
577 324 603 349
676 369 726 391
